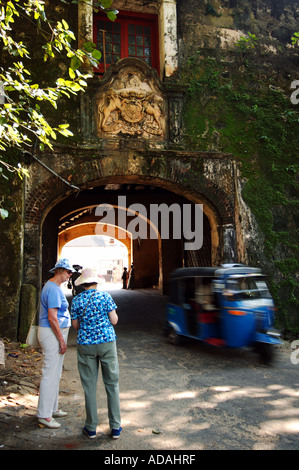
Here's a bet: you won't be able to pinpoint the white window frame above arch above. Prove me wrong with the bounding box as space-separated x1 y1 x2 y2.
78 0 178 79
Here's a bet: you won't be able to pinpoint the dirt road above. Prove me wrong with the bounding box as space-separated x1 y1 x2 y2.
1 287 299 452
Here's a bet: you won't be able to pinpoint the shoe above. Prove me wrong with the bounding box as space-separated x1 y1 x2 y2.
53 409 68 417
38 418 61 428
83 426 96 439
111 426 122 439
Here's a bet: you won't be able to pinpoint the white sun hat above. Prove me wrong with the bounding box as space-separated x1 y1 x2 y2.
75 267 100 286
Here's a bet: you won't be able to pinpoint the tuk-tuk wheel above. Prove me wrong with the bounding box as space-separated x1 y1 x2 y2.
254 342 274 364
167 327 182 346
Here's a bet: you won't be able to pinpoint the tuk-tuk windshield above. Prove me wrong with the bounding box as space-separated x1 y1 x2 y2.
225 275 271 300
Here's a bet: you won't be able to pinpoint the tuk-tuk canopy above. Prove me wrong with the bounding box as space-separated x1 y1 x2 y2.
170 264 262 281
170 267 219 280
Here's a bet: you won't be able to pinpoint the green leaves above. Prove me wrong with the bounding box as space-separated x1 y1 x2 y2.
0 0 109 155
0 0 118 217
67 41 102 76
106 9 118 21
236 32 259 52
0 207 9 219
0 59 92 151
93 0 118 20
291 32 299 45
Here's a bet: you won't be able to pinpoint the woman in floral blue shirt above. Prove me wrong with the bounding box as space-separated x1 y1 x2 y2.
71 268 122 440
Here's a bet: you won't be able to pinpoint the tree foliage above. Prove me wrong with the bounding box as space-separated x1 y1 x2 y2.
291 32 299 45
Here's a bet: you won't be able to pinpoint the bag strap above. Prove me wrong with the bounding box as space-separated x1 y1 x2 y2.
82 290 96 315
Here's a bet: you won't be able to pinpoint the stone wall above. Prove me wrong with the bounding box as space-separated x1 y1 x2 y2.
0 177 24 339
177 0 299 56
177 0 299 333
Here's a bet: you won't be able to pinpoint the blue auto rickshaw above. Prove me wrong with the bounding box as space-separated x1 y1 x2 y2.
165 264 281 363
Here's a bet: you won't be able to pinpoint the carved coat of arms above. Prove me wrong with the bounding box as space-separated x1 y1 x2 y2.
97 63 166 139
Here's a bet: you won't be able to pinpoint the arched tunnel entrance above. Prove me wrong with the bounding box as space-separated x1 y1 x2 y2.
61 235 129 286
41 182 217 292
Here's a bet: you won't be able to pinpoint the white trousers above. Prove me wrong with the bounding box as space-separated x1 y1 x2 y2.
37 326 69 418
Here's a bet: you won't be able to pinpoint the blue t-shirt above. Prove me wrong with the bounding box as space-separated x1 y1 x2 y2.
71 289 117 345
39 280 71 328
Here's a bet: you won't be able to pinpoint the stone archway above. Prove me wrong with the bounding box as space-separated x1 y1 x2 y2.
58 223 133 266
43 183 204 292
57 210 162 289
23 149 239 296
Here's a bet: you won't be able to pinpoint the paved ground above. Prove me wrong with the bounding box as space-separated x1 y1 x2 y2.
1 286 299 453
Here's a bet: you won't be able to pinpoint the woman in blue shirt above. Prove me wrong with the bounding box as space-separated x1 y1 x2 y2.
71 267 122 440
37 258 75 429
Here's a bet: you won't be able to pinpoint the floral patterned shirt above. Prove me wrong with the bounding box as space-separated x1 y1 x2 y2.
71 289 117 345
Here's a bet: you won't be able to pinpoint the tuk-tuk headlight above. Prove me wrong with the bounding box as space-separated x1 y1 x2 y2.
228 310 247 316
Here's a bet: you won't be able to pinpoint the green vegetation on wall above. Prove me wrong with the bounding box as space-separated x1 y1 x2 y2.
181 50 299 335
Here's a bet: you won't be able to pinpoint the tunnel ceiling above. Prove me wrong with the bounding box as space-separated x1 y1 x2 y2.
57 183 193 230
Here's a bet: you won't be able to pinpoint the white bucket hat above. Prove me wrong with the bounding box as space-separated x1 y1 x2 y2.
49 258 75 273
75 267 100 286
